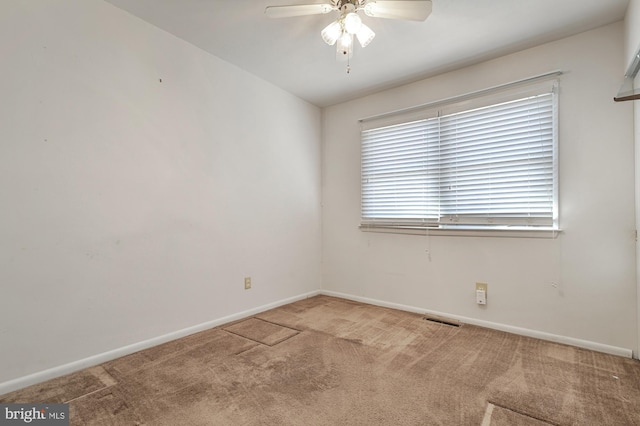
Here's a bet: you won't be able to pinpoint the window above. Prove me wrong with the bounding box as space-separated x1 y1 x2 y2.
361 79 558 231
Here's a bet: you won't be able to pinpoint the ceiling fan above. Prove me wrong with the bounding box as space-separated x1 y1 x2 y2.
265 0 432 71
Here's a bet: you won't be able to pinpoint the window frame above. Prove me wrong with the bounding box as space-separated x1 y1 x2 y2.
359 74 560 236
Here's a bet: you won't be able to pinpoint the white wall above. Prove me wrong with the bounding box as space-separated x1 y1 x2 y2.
322 22 637 355
625 0 640 66
0 0 322 385
625 0 640 360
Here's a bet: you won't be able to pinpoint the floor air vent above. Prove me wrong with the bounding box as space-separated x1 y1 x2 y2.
423 315 461 327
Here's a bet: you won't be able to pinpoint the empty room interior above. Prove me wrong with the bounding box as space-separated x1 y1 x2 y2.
2 0 640 424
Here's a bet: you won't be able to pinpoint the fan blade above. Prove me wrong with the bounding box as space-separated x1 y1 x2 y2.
265 4 335 18
363 0 432 21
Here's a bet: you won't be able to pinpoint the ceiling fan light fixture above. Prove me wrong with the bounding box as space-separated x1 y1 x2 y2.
321 20 343 45
336 32 353 61
266 0 432 71
343 12 362 34
355 23 375 47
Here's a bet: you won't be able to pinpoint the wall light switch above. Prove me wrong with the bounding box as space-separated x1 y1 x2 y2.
475 282 487 305
476 289 487 305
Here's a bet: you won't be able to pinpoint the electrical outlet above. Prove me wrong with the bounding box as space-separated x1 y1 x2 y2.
476 282 487 305
244 277 251 290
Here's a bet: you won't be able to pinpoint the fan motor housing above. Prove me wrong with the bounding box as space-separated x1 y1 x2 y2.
335 0 364 11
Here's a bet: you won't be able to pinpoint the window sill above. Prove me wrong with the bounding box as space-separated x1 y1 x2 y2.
359 225 561 239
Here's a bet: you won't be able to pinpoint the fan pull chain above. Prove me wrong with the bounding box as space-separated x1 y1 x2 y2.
347 56 351 74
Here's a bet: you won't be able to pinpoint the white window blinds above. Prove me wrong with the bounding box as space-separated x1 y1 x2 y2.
361 82 558 229
361 118 440 224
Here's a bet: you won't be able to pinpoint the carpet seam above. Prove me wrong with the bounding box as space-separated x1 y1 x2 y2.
222 329 300 348
486 400 562 426
251 316 303 333
64 383 118 404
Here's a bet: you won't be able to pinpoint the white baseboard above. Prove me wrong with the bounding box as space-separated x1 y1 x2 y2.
2 288 631 396
320 290 634 359
0 290 320 396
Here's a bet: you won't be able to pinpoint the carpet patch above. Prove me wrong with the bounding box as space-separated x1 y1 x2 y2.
104 328 258 380
483 403 557 426
0 366 117 404
223 318 299 346
69 386 144 425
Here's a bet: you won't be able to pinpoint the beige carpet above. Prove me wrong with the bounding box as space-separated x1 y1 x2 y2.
223 317 299 346
2 295 640 425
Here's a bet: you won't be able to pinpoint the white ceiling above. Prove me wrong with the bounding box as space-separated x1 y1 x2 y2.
103 0 629 107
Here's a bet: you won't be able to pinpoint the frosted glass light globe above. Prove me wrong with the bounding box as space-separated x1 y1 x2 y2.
343 12 362 35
